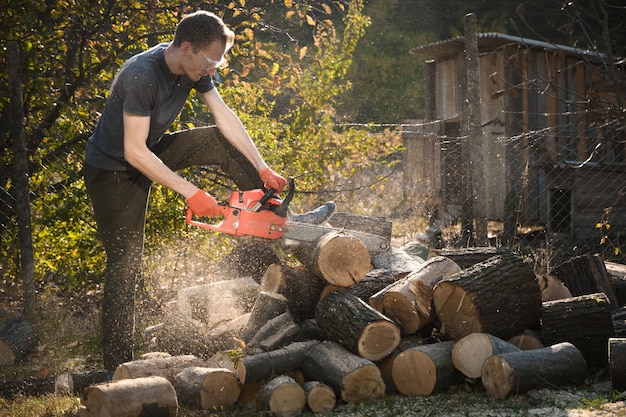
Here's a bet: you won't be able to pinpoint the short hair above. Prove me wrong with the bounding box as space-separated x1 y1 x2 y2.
173 10 235 52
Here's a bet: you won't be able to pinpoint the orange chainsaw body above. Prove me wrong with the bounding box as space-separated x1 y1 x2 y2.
186 188 287 240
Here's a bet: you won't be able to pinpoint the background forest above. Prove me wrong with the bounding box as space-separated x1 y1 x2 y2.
1 0 624 306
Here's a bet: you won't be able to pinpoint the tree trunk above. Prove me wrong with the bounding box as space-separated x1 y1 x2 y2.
240 291 288 342
609 338 626 391
552 254 619 309
381 256 461 334
295 231 371 287
0 316 37 366
392 341 462 396
112 354 208 382
79 376 177 417
302 381 336 413
237 340 320 384
432 253 541 340
481 342 587 399
315 290 400 361
301 341 385 404
172 367 240 410
258 375 306 417
451 333 521 379
541 293 615 367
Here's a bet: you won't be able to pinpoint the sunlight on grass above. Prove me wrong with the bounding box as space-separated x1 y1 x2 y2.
0 394 79 417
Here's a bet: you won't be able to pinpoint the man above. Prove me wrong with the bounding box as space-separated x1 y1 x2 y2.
84 10 333 371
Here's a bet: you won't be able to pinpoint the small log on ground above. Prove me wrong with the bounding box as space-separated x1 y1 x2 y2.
0 316 37 366
507 329 544 350
609 338 626 391
112 354 208 382
432 253 542 340
392 341 462 396
237 340 320 384
172 367 240 410
430 247 510 269
315 290 400 361
259 375 306 417
301 340 385 404
177 277 259 327
552 254 619 309
240 291 288 342
79 376 177 417
481 342 587 399
541 293 615 367
451 333 521 379
303 381 336 413
260 264 326 324
294 231 371 287
248 311 301 351
381 256 461 334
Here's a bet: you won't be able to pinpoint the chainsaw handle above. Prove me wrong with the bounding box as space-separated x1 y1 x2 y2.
185 204 227 228
252 187 277 211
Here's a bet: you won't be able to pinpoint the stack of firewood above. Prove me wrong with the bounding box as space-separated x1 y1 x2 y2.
78 214 626 417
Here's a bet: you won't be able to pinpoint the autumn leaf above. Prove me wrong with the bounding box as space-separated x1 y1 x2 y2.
306 14 315 26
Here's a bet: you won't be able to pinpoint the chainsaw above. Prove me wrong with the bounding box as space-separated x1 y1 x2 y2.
185 177 390 254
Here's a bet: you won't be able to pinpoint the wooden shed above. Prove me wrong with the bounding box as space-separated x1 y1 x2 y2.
405 32 625 244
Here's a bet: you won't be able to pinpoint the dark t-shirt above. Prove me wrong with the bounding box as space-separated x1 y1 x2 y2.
85 43 214 170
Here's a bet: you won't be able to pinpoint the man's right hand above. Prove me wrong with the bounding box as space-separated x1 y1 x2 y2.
186 189 220 217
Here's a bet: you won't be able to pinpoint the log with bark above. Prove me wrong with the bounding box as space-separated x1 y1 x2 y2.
327 212 392 242
237 340 320 384
293 231 371 287
172 366 240 410
301 340 385 404
315 290 401 361
432 253 542 340
552 254 619 309
0 370 109 398
481 342 587 399
259 375 306 417
240 291 288 342
380 256 461 334
451 333 521 379
248 311 301 351
347 268 410 304
391 341 463 396
371 247 424 273
612 307 626 337
608 338 626 391
79 376 178 417
112 354 208 382
507 329 544 350
430 247 509 269
303 381 336 413
605 261 626 306
541 293 615 367
0 315 37 366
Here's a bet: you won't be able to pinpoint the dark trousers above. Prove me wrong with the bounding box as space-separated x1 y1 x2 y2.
83 126 262 371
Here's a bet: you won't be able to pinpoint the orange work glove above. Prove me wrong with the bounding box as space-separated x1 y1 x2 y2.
259 167 287 194
186 189 220 217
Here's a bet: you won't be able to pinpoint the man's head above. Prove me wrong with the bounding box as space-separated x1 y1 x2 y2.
173 10 235 52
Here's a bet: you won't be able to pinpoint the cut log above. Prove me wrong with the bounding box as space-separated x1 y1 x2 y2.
301 340 385 404
172 366 240 410
605 261 626 306
391 341 463 396
112 354 208 382
371 247 424 272
451 333 521 379
260 264 326 324
541 293 615 367
315 290 401 361
347 268 409 304
612 307 626 337
327 212 392 241
177 277 259 327
430 247 510 269
609 338 626 391
0 316 37 366
79 376 177 417
538 273 572 302
259 375 306 417
399 241 431 261
481 342 587 399
302 381 336 413
432 253 542 340
507 329 544 350
248 311 300 351
237 340 320 384
240 291 288 342
294 231 371 287
552 254 619 309
381 256 461 334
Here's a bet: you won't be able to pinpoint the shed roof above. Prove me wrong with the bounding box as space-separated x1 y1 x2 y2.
410 32 606 61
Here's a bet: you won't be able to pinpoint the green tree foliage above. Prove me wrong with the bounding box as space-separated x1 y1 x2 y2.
0 0 376 290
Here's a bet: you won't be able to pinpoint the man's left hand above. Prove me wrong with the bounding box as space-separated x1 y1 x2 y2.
260 167 287 194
